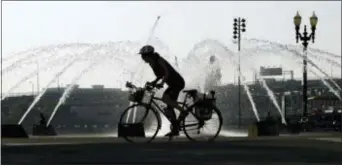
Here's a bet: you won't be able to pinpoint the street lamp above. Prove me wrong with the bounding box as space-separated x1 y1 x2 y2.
233 17 246 128
293 11 318 117
29 81 35 96
36 60 40 94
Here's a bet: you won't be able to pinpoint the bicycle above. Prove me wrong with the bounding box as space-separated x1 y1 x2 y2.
118 81 223 143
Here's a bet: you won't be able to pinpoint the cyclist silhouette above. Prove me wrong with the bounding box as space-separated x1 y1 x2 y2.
138 45 185 137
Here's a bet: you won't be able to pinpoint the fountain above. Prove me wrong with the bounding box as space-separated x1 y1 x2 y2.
18 56 83 125
242 39 341 99
15 38 171 125
182 39 277 124
124 16 163 136
3 43 93 75
2 46 97 100
0 37 173 138
2 33 341 138
245 38 341 79
46 52 126 126
246 38 341 63
309 68 341 100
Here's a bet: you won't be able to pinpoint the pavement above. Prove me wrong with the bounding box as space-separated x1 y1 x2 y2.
1 133 342 165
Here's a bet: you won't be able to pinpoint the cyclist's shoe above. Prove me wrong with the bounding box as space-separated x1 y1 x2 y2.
164 124 180 137
164 130 179 137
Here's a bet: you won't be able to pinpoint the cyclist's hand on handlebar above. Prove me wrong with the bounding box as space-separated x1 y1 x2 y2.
155 83 164 89
146 81 156 87
125 82 133 88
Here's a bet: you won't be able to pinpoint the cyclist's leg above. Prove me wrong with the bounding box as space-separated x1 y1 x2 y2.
163 90 185 112
163 87 183 135
163 88 178 124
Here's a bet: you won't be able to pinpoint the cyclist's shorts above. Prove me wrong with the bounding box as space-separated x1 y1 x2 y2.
164 86 184 100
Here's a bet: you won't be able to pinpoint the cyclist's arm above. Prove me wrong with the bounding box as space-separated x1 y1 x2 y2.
151 77 162 84
158 58 169 85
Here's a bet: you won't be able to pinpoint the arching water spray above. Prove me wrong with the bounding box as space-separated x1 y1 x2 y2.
223 40 284 123
242 47 342 102
309 68 342 100
308 48 342 59
242 78 260 121
307 50 341 68
245 41 342 92
293 49 341 94
128 16 163 125
3 49 56 75
306 58 342 91
18 58 79 125
243 45 341 69
232 57 269 123
146 16 161 44
45 42 130 126
131 16 163 86
3 43 92 63
247 38 341 65
46 52 119 126
3 43 92 74
185 39 262 122
259 78 286 123
17 44 99 125
245 38 341 91
2 51 89 100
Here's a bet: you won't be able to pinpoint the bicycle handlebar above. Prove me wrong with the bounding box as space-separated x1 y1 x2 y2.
125 82 136 89
125 81 161 91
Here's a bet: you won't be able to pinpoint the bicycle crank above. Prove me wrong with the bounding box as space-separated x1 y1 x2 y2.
197 120 205 134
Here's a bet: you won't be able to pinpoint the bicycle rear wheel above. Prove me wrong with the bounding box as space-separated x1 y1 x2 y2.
182 105 223 142
118 104 161 143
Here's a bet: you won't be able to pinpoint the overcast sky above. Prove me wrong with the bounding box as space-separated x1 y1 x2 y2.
1 1 341 94
2 1 341 58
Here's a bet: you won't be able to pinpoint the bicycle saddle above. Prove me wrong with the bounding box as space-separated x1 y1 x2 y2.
183 89 198 93
183 89 198 98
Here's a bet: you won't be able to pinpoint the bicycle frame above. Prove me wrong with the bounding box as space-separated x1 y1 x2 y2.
122 82 222 142
145 95 203 129
126 82 214 129
149 96 187 118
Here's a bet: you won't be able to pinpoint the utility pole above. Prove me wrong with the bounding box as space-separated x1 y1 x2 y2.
57 76 60 92
233 17 246 128
36 60 40 94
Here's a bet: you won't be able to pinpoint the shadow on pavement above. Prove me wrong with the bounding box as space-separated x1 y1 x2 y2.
2 138 342 164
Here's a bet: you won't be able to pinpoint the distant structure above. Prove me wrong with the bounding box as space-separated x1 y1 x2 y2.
255 66 294 83
174 56 179 69
204 55 222 92
2 79 341 130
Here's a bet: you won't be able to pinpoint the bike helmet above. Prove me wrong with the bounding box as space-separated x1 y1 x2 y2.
139 45 155 55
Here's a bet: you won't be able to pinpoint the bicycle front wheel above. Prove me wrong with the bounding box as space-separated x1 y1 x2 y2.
118 104 161 143
182 104 223 142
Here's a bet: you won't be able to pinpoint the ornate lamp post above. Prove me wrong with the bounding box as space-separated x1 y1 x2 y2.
294 11 318 117
233 18 246 128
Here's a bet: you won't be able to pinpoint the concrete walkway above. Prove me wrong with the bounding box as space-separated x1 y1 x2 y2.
2 135 342 164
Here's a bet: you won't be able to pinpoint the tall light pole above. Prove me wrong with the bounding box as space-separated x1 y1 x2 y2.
293 11 318 117
57 76 60 92
36 60 40 94
29 81 34 96
233 17 246 128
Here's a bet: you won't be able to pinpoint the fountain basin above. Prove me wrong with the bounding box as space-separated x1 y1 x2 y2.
1 124 29 138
